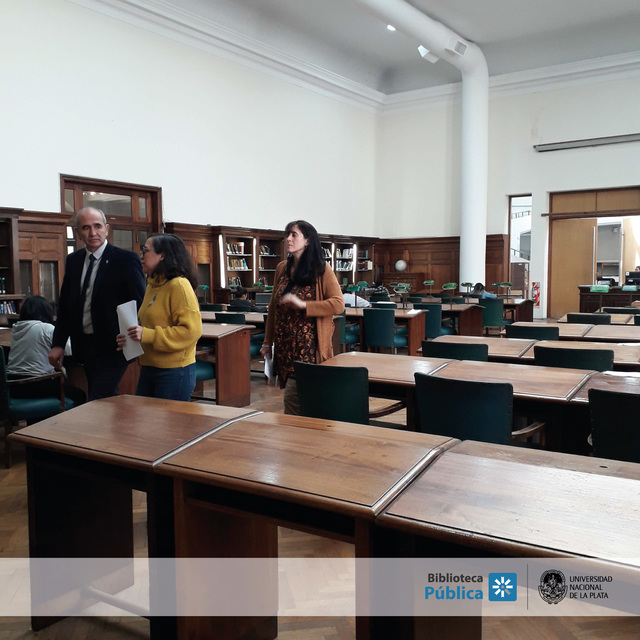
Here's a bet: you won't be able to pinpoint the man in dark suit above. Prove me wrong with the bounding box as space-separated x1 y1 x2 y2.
49 207 146 400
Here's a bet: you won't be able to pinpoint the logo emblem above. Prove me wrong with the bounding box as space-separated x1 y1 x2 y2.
538 570 567 604
488 573 517 601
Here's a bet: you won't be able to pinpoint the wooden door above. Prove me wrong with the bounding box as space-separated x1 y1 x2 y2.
549 218 597 318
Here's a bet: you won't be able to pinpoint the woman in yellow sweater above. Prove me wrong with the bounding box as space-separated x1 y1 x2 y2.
117 233 202 401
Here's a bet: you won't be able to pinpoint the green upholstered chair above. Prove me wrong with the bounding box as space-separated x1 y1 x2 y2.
413 303 455 338
1 349 75 468
533 345 614 372
338 311 359 351
421 340 488 362
414 373 544 446
505 324 560 340
588 388 640 463
215 312 246 324
635 315 640 326
479 298 512 334
363 308 407 353
200 303 225 311
407 295 425 304
191 357 216 402
294 362 404 426
369 291 390 302
566 312 611 325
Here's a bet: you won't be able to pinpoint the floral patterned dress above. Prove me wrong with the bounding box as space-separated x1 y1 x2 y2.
273 272 317 388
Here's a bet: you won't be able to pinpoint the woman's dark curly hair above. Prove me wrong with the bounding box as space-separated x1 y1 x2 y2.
148 233 198 289
19 295 55 324
284 220 326 286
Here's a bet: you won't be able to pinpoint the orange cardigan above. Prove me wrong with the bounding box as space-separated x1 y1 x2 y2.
264 260 344 364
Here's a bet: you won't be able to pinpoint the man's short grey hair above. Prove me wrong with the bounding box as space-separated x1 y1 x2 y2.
75 207 107 228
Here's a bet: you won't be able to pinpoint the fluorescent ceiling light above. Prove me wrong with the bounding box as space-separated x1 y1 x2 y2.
534 133 640 152
417 45 439 63
386 24 396 31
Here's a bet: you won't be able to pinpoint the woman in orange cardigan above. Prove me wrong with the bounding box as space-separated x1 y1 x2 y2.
261 220 344 414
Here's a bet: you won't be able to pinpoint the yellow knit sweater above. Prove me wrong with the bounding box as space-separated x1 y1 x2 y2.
138 275 202 368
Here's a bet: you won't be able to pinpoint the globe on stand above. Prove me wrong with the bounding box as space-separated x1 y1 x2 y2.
395 259 407 272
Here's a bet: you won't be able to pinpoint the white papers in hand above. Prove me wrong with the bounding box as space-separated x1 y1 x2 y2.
264 352 276 384
117 300 144 361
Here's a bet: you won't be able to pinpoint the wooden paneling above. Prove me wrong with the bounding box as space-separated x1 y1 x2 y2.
551 191 597 213
375 235 508 290
18 211 70 298
597 188 640 212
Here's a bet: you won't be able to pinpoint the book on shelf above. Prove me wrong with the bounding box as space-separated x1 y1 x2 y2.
226 241 246 255
357 260 373 271
0 300 16 314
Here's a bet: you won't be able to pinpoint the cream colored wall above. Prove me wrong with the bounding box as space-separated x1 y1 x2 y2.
0 0 376 236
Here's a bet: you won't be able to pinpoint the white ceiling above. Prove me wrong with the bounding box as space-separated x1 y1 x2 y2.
157 0 640 93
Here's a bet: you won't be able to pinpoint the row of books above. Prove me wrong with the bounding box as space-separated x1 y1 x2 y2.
228 276 243 287
226 242 246 255
259 245 277 256
358 260 373 270
0 300 17 314
336 260 353 271
336 248 353 258
227 258 249 270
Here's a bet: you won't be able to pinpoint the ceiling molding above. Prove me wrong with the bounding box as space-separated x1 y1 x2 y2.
70 0 640 115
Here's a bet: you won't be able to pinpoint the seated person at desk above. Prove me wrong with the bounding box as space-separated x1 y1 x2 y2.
473 282 497 299
229 286 268 312
6 295 86 406
342 291 370 307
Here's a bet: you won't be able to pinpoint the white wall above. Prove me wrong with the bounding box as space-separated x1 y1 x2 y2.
2 0 640 314
0 0 377 236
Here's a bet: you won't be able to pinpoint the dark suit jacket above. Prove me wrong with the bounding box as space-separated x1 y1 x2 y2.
53 243 146 360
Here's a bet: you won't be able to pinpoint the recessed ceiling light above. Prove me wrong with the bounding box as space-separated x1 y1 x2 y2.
387 25 396 31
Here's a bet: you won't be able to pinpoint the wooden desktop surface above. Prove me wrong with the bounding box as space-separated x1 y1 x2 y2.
520 339 640 368
377 442 640 561
570 370 640 404
581 324 640 342
511 321 592 338
200 310 265 324
158 411 458 518
432 334 536 358
322 351 451 386
9 395 251 470
324 352 592 404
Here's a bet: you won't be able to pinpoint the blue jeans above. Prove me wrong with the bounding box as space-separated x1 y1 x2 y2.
136 364 196 402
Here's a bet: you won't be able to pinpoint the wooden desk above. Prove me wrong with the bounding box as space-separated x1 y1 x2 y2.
431 359 591 403
503 298 534 322
440 303 483 336
345 308 426 355
520 339 640 370
582 324 640 343
157 411 458 639
570 370 640 404
201 310 265 325
9 396 254 640
0 329 140 396
511 321 593 339
199 323 253 406
432 334 536 361
375 440 640 639
322 352 593 448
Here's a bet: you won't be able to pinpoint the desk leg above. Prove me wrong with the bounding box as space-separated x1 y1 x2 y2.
215 329 251 407
173 478 278 640
27 448 134 632
407 314 425 356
